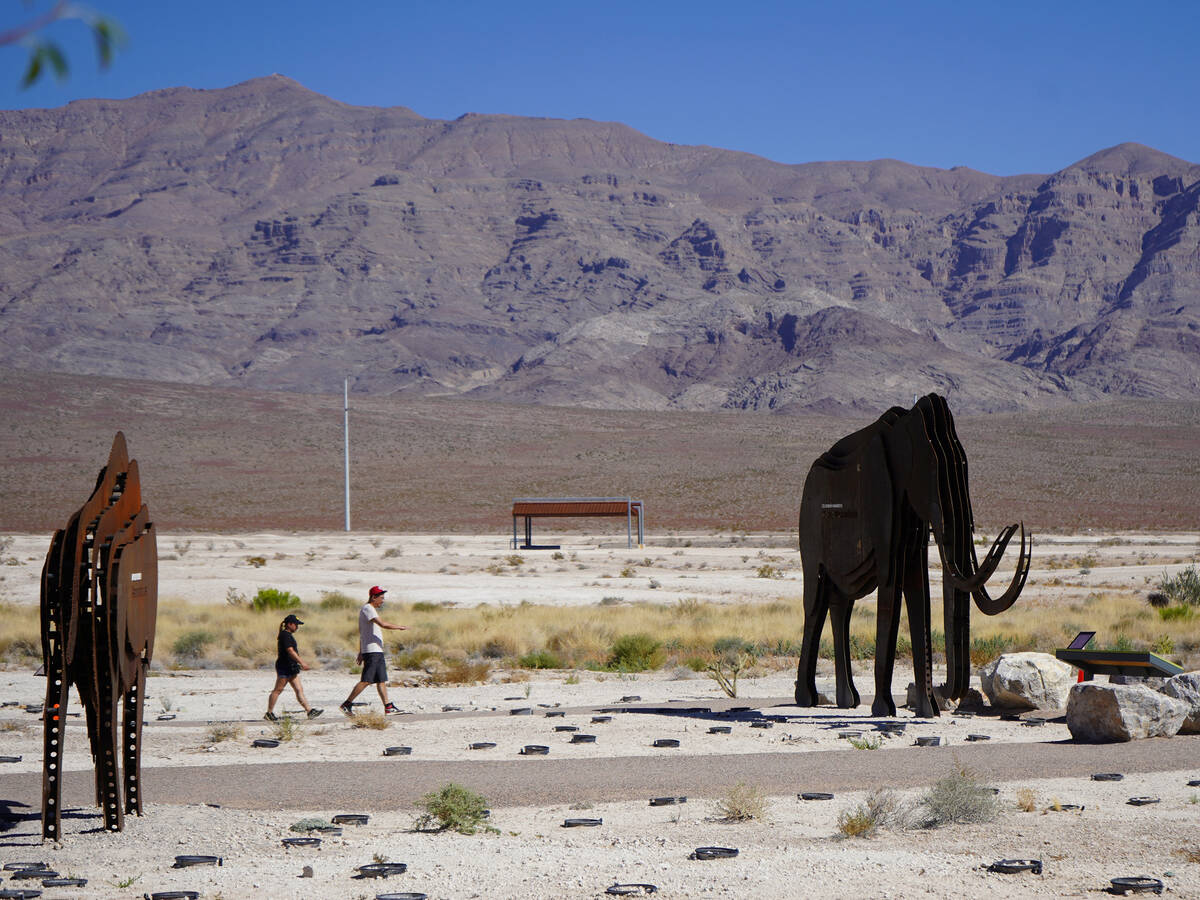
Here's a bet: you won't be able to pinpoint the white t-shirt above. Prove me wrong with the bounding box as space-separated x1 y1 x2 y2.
358 603 384 653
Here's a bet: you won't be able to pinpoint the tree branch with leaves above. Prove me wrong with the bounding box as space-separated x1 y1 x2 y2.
1 1 124 87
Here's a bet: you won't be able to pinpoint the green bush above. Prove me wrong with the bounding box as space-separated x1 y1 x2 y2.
253 587 301 612
319 591 357 610
415 783 493 834
713 636 757 656
518 649 562 669
411 601 440 612
607 633 665 671
1159 605 1194 622
1158 565 1200 607
171 629 215 660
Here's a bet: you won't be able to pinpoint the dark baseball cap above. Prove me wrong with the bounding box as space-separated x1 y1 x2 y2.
283 614 304 625
369 585 387 598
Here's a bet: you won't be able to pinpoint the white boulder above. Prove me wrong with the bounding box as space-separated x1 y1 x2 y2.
1066 682 1189 742
979 652 1077 710
1157 672 1200 734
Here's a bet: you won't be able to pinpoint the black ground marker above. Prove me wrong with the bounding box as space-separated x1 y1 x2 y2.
690 847 738 860
355 863 408 879
172 856 221 868
606 884 658 895
986 859 1042 875
1109 876 1164 895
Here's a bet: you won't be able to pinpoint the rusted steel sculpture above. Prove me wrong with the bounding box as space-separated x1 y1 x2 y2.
40 432 158 838
794 394 1030 717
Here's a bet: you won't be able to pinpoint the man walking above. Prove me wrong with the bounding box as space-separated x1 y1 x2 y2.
340 586 407 716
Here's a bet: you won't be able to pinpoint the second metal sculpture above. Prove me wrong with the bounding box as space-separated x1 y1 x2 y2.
794 394 1030 717
40 432 158 839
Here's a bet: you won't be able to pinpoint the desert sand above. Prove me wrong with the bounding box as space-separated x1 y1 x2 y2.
0 530 1197 899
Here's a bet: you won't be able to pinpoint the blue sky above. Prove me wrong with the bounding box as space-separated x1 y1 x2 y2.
2 0 1197 175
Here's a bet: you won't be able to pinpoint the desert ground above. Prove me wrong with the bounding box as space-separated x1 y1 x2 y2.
0 529 1198 898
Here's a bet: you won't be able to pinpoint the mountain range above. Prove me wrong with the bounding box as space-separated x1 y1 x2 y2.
2 75 1198 413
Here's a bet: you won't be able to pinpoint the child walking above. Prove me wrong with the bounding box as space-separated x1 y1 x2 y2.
266 613 322 721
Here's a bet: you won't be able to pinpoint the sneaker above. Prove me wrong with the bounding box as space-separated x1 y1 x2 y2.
384 703 400 715
263 711 278 722
307 708 323 720
339 702 355 717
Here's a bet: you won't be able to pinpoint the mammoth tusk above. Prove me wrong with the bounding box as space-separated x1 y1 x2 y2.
973 524 1032 615
970 523 1019 586
940 523 1017 592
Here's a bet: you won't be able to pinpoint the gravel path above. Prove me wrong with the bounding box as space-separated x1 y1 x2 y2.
3 734 1196 812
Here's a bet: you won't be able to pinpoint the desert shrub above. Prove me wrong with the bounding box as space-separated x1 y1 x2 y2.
171 629 215 660
351 711 389 730
290 817 332 833
848 734 882 750
415 783 493 834
969 633 1016 666
411 601 440 612
252 587 300 612
518 649 562 669
1159 565 1200 606
607 633 665 671
394 645 440 670
755 564 784 579
319 591 357 610
916 768 998 828
272 713 300 742
206 723 244 744
715 782 768 822
1105 634 1135 652
705 652 750 698
848 633 875 660
837 789 906 838
1016 788 1037 812
434 660 490 684
1159 604 1195 622
713 636 757 656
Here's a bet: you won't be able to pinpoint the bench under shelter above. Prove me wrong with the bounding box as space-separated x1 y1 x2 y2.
511 497 644 550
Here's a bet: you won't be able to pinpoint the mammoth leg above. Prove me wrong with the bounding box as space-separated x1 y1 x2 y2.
872 578 903 717
829 589 860 709
41 663 70 841
123 666 145 816
903 529 938 718
795 566 828 706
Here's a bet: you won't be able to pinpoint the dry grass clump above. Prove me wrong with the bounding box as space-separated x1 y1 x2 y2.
1016 787 1037 812
205 723 244 744
714 782 769 822
350 711 389 730
0 602 41 661
837 790 907 838
916 767 998 828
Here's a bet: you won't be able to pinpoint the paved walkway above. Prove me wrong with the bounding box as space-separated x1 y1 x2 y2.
2 736 1196 812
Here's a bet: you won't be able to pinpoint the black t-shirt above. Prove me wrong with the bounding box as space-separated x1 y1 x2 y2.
277 630 298 665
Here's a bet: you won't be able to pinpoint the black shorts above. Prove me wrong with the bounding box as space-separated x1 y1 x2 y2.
275 660 301 679
360 651 388 684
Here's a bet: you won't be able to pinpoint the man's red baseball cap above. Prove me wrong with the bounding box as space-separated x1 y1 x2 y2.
369 585 387 598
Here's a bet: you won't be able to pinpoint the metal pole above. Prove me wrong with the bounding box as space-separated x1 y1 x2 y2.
627 497 632 549
343 378 350 532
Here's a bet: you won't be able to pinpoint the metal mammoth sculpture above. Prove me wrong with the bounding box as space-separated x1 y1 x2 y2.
40 432 158 839
794 394 1030 718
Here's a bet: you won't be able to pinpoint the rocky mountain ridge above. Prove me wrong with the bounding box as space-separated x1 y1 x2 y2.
1 75 1197 413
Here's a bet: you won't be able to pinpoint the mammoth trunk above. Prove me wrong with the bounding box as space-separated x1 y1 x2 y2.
943 524 973 700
